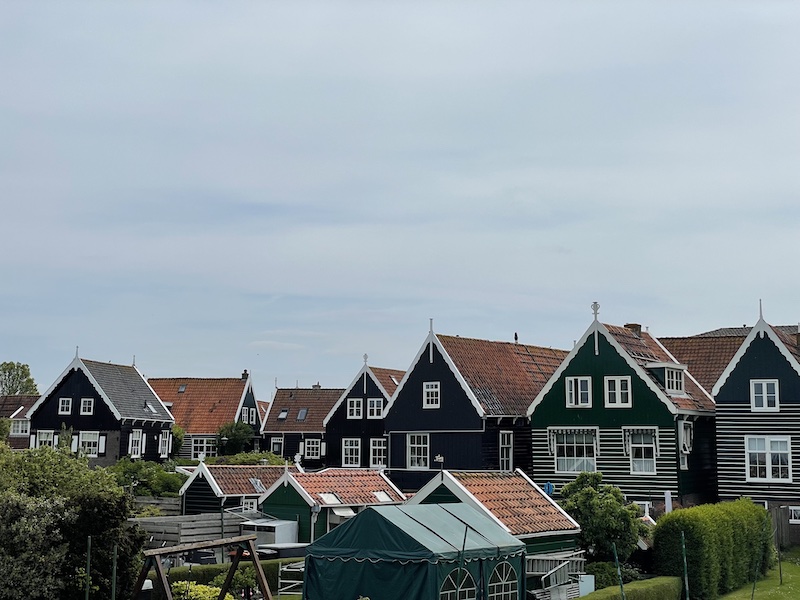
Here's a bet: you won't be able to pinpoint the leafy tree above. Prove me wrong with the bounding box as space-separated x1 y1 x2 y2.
171 423 185 457
559 472 646 563
211 565 256 597
0 361 38 395
0 418 10 442
107 457 187 497
217 421 255 455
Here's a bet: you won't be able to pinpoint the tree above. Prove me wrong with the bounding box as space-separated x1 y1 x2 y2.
217 421 255 455
171 423 185 457
559 472 646 563
0 361 38 395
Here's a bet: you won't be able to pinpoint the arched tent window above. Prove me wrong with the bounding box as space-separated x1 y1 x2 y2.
440 568 476 600
488 561 518 600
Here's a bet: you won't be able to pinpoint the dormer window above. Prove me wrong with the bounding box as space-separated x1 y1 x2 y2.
666 369 684 394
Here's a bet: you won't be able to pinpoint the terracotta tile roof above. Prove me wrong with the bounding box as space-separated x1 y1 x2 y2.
293 468 405 506
604 324 714 412
449 471 578 536
659 335 745 394
204 465 297 496
263 387 344 433
369 367 405 397
0 394 39 418
149 377 248 435
438 335 568 416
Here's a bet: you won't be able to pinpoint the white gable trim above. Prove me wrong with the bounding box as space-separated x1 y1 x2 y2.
650 336 715 406
258 470 316 507
179 462 224 498
323 364 368 427
233 375 252 425
712 317 800 396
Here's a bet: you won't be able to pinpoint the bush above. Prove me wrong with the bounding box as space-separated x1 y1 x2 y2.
583 576 682 600
108 458 187 497
148 558 289 599
586 562 642 590
170 581 233 600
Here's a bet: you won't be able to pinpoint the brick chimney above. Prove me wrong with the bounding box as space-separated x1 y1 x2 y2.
624 323 642 337
241 369 248 380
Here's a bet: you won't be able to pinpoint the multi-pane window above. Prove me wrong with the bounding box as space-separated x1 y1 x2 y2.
58 397 72 415
747 436 791 482
367 398 383 419
271 437 284 456
790 506 800 524
604 376 631 407
408 433 429 469
499 431 513 471
10 419 29 436
488 562 518 600
79 431 100 458
630 431 657 474
666 369 684 394
192 437 216 460
80 397 94 415
440 568 476 600
347 398 363 419
129 429 143 458
370 438 387 468
36 430 55 448
553 430 596 472
751 380 779 411
305 438 321 460
159 431 170 458
423 382 440 409
566 377 591 407
679 421 694 470
342 438 361 467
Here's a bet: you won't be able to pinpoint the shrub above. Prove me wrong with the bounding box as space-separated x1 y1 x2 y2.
148 558 288 599
583 576 681 600
586 562 642 590
170 581 233 600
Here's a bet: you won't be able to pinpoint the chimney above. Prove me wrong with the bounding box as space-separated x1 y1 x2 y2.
624 323 642 337
312 382 321 390
241 369 248 380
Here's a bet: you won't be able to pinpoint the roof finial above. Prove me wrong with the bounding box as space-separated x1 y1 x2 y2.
429 318 434 333
132 355 136 367
75 346 79 359
363 353 368 365
759 298 763 320
591 301 600 321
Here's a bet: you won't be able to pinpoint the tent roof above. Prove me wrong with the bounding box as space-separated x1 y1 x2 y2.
306 503 524 563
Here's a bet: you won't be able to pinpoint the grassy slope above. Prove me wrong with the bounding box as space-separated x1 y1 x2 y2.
719 548 800 600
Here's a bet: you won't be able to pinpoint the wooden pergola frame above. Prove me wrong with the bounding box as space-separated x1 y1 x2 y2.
133 534 273 600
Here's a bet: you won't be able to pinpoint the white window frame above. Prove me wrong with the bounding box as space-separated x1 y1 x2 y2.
666 368 685 394
408 433 429 469
342 438 361 467
242 498 258 512
751 379 779 412
10 419 29 436
129 429 143 459
58 397 72 415
604 376 631 408
347 398 363 419
488 561 518 600
551 428 597 473
789 506 800 524
499 431 513 471
423 382 440 409
305 438 321 460
370 437 387 468
192 437 216 460
626 428 658 474
250 407 257 424
746 435 791 482
566 377 592 408
78 431 100 458
270 436 284 456
159 431 170 458
441 568 476 600
80 397 94 415
634 501 652 518
36 429 55 448
367 398 383 419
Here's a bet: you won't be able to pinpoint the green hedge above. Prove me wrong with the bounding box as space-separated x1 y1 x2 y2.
653 498 772 600
584 576 682 600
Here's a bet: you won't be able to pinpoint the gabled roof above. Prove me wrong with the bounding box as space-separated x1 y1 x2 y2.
179 463 298 498
409 469 580 539
323 362 406 426
0 394 39 419
261 467 406 507
263 386 343 433
370 367 405 398
148 375 252 435
27 356 173 422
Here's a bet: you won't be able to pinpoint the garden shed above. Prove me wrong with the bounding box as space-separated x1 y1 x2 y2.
304 503 525 600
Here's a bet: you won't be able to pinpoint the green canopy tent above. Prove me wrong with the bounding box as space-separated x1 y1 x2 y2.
304 503 525 600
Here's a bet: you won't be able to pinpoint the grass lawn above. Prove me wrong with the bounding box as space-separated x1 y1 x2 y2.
719 548 800 600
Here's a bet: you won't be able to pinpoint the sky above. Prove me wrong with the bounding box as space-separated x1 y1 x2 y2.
2 1 800 399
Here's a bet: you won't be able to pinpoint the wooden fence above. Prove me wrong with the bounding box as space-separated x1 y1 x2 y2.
131 512 246 549
134 496 182 516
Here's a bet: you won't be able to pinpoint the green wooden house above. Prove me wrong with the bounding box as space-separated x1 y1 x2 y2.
527 307 717 514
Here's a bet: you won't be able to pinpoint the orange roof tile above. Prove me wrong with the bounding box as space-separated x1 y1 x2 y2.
659 335 744 394
204 465 297 496
370 367 405 397
293 468 405 506
438 335 569 416
148 377 247 435
450 471 578 536
264 387 344 433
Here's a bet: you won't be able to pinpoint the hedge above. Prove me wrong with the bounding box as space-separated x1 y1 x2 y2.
652 498 772 600
583 576 682 600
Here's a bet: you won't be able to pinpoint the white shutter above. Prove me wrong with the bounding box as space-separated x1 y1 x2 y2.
298 442 305 455
141 431 147 456
168 433 173 454
71 435 78 453
29 434 35 449
128 432 133 455
54 434 59 447
99 435 107 455
320 441 327 456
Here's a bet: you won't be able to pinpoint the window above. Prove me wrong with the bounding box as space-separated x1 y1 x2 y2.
370 438 387 468
10 419 29 436
192 437 216 460
58 397 72 415
159 431 170 458
634 501 652 518
129 429 143 458
250 407 257 424
305 438 321 460
790 507 800 524
373 490 393 502
551 428 597 473
296 408 308 421
751 380 779 411
242 498 258 512
277 408 289 421
499 431 513 471
342 438 361 467
423 382 440 409
679 421 693 470
36 430 55 448
408 433 429 469
367 398 383 419
80 397 94 415
440 568 476 600
666 368 684 394
488 562 518 600
604 376 631 407
319 492 340 504
271 436 284 456
241 410 248 422
747 436 791 482
79 431 100 458
627 429 657 474
566 377 591 407
347 398 363 419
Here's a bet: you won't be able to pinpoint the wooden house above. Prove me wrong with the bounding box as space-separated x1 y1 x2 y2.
527 307 717 513
25 354 174 466
0 394 39 450
149 371 260 460
322 356 404 469
384 325 567 491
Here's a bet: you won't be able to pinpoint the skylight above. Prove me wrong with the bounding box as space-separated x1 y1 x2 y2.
297 408 308 421
373 491 392 502
249 477 267 494
146 402 158 414
178 384 187 393
390 375 399 385
277 408 289 421
319 492 341 505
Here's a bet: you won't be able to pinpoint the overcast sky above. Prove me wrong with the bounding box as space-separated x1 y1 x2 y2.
2 1 799 398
